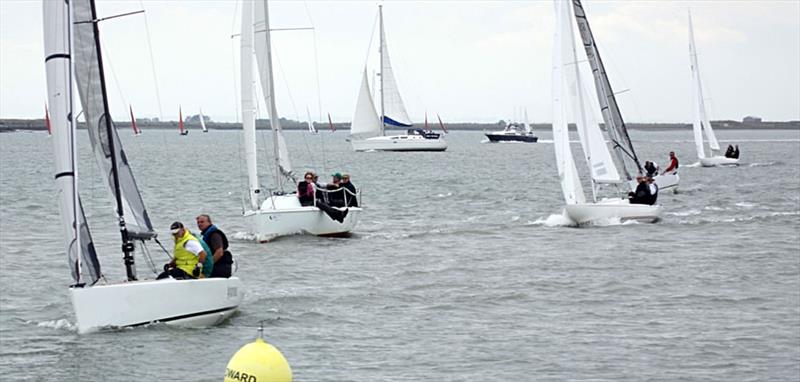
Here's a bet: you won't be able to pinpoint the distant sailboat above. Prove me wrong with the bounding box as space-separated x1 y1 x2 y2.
129 105 141 136
178 106 188 135
551 0 661 225
43 0 242 333
306 106 318 134
45 103 52 136
485 108 538 143
349 5 447 152
327 112 336 132
199 108 208 133
688 11 739 167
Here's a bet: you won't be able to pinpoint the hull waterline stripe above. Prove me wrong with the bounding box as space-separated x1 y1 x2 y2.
127 306 238 327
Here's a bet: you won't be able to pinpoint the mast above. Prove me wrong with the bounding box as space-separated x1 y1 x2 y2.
572 0 642 179
88 0 137 281
241 0 259 210
378 5 385 136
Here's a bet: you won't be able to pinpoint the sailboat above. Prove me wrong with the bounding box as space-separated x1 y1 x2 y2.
178 106 188 135
552 0 661 225
240 0 362 243
570 2 679 191
306 106 318 134
45 103 52 136
129 105 141 136
43 0 242 334
689 11 739 167
485 109 538 143
199 108 209 133
349 5 447 152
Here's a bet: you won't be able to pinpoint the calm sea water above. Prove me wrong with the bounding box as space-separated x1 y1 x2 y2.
1 128 798 381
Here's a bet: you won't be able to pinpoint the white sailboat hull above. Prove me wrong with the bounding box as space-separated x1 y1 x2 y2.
700 156 739 167
565 198 662 224
70 277 243 334
243 194 362 242
351 135 447 152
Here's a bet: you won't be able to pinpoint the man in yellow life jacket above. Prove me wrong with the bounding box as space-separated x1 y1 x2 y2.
157 221 208 280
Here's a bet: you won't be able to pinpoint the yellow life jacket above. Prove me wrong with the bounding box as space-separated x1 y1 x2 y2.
174 230 201 277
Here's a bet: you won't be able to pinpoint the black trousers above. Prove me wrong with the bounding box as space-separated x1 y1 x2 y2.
157 267 194 280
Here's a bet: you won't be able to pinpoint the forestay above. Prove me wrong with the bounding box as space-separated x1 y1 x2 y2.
379 12 412 128
572 0 642 180
254 0 294 186
72 0 155 239
351 70 383 139
552 0 586 205
44 0 102 284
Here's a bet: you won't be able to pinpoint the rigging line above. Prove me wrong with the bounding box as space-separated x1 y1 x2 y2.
303 1 327 172
362 9 380 70
136 1 163 122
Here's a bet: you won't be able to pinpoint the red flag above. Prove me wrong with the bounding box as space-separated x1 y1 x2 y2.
129 105 140 135
327 112 336 132
178 106 186 135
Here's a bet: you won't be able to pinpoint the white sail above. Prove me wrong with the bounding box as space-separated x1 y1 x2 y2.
72 0 155 240
688 11 720 155
44 0 101 284
552 0 586 205
241 0 259 210
254 0 294 187
199 108 208 132
522 109 533 134
351 69 383 139
572 0 642 179
378 6 412 128
305 106 317 134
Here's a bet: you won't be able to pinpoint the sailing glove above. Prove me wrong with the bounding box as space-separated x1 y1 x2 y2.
192 263 203 277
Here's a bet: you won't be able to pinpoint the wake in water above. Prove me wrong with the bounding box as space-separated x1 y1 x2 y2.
30 318 76 332
749 161 779 167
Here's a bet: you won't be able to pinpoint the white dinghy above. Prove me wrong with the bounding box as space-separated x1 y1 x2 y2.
551 0 661 225
570 2 679 191
240 0 361 243
688 12 739 168
43 0 242 334
350 5 447 152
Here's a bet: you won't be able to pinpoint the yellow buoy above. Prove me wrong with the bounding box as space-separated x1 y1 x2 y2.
224 337 292 382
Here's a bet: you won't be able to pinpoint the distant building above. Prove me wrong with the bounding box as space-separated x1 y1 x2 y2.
743 115 762 123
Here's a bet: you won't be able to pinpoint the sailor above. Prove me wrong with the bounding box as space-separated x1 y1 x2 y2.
157 221 207 280
647 176 659 205
196 214 233 278
327 173 345 207
725 144 735 158
341 174 358 207
297 171 316 207
644 161 659 177
732 145 740 159
628 176 651 205
663 151 679 174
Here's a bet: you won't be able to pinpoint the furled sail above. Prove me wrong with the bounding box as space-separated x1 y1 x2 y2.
350 69 383 139
44 0 102 284
379 10 412 128
572 0 641 180
254 0 294 184
552 0 586 205
688 11 720 156
72 0 155 240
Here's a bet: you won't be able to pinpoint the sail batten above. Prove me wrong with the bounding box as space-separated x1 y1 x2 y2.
72 0 155 240
44 0 102 284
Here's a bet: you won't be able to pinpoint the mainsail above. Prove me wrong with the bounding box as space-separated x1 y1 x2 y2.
199 108 208 132
44 0 102 285
351 69 382 139
378 6 412 128
552 0 586 205
72 0 155 240
572 0 642 180
254 0 294 187
241 0 260 210
688 11 720 157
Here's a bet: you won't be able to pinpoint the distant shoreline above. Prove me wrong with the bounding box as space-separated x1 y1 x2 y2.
1 118 798 133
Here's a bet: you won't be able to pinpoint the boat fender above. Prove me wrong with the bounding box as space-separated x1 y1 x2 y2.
224 337 292 382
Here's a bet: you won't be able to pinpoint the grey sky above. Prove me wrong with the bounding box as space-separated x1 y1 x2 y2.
1 0 798 123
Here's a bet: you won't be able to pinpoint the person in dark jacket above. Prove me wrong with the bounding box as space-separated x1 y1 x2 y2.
297 171 316 206
646 176 659 205
732 145 740 159
340 174 358 207
644 161 658 177
196 214 233 278
326 173 346 207
628 176 652 205
725 145 735 158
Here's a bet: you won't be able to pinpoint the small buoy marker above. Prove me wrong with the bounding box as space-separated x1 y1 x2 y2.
224 322 292 382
